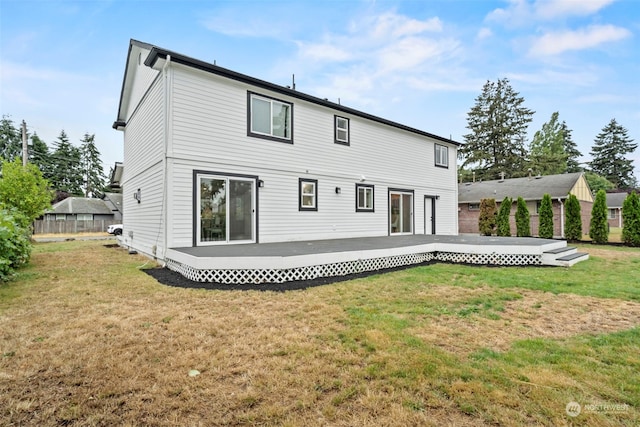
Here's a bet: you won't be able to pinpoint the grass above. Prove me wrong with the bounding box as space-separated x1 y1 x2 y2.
1 240 639 426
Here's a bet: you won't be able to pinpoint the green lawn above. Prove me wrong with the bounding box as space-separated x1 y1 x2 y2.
1 240 639 426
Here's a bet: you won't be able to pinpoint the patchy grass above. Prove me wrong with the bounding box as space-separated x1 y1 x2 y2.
0 240 639 426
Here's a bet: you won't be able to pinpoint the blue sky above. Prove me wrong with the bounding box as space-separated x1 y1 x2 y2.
1 0 638 178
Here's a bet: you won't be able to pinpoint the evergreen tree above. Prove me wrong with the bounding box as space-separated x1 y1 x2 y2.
564 194 583 241
561 121 582 173
496 197 512 236
529 112 567 176
29 133 52 180
50 130 84 196
589 189 609 244
590 119 637 189
621 191 640 246
459 78 534 181
0 116 22 162
80 133 106 197
478 198 497 236
538 193 554 238
515 197 531 237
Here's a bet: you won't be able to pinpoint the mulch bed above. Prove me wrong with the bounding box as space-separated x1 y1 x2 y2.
142 261 435 292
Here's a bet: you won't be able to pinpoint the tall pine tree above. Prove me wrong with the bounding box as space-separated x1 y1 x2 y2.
29 133 53 180
80 133 106 197
561 121 582 173
460 78 534 181
529 112 568 176
50 130 84 196
590 119 637 189
0 116 22 162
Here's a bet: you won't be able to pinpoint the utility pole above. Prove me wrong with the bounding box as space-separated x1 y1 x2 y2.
21 120 28 166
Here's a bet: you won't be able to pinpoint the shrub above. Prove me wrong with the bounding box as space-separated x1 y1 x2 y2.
515 197 530 237
496 197 512 236
621 191 640 246
478 198 497 236
538 193 554 238
589 189 608 244
564 194 582 241
0 208 32 282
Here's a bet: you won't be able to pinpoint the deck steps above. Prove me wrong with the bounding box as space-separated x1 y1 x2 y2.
542 246 589 267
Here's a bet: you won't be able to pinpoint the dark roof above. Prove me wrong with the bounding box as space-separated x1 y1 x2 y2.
114 39 461 146
102 192 123 213
109 162 123 189
605 192 628 208
48 198 113 215
458 172 586 203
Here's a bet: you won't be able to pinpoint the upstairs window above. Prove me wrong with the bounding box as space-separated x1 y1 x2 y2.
435 143 448 168
299 178 318 211
335 116 350 145
356 184 374 212
248 92 292 142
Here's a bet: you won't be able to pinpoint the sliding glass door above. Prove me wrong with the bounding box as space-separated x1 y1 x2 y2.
198 174 255 245
389 191 413 235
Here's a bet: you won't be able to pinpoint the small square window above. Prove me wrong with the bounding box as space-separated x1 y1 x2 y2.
435 144 448 168
335 116 350 145
356 184 374 212
248 92 293 142
299 178 318 211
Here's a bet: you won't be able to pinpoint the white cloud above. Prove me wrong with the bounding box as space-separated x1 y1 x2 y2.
476 27 493 40
370 12 443 38
297 41 352 62
529 24 631 56
486 0 617 25
534 0 616 19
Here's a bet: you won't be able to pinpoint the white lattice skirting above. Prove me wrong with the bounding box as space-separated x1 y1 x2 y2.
165 251 542 285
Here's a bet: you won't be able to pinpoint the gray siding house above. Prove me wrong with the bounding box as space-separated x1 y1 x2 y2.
112 39 460 261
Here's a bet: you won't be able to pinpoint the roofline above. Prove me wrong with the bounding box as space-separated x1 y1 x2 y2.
113 39 154 129
111 42 461 146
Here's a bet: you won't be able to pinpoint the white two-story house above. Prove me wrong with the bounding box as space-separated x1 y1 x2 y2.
113 39 460 264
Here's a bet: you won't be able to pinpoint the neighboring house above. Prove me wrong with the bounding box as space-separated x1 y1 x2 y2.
458 172 593 237
101 192 123 221
112 39 461 261
43 197 116 221
605 192 628 229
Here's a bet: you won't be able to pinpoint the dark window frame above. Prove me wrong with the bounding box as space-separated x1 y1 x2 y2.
355 183 375 212
334 115 350 145
247 91 294 144
299 178 318 211
434 143 449 168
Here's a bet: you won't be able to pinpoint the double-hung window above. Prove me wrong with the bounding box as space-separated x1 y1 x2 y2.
299 179 318 211
435 143 448 168
356 184 374 212
248 92 292 142
335 116 350 145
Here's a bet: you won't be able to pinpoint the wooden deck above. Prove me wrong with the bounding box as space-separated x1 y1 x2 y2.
163 235 589 285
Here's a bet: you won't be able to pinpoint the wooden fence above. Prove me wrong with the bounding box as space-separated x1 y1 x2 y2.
33 220 121 234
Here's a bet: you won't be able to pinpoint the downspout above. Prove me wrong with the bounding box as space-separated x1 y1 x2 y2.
162 55 171 264
558 198 564 238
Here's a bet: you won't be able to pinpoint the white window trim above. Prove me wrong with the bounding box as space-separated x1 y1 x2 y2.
435 143 448 168
335 116 350 145
299 178 318 211
248 92 293 142
356 184 374 212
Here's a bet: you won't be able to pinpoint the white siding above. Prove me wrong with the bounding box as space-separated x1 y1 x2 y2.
164 64 458 247
120 68 166 258
123 46 160 122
